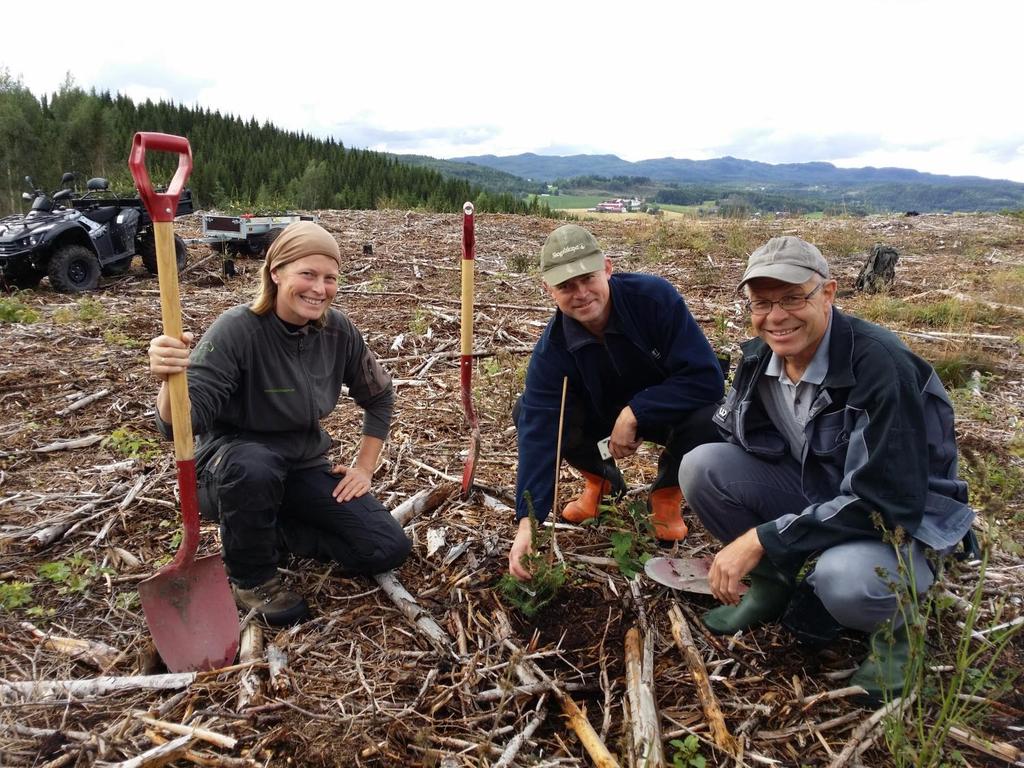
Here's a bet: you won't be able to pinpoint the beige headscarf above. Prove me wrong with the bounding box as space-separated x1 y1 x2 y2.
250 221 342 320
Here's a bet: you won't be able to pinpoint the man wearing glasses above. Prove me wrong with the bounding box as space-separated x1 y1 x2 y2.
678 236 974 703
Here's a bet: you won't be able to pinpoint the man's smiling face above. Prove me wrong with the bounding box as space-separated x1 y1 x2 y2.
544 257 613 335
747 276 836 372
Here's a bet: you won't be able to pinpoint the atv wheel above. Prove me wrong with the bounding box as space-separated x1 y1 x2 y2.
48 245 101 293
101 257 133 276
140 234 188 275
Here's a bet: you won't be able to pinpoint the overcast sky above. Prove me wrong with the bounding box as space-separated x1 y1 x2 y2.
3 1 1022 182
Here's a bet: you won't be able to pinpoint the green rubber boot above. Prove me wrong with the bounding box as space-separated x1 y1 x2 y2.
850 622 913 705
703 560 796 635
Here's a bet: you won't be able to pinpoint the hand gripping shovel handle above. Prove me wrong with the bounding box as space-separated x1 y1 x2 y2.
129 132 199 570
460 202 480 497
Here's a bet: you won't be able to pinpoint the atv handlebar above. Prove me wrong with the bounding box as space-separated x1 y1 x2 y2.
128 132 193 223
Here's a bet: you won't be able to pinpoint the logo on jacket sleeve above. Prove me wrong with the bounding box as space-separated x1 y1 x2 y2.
650 347 661 359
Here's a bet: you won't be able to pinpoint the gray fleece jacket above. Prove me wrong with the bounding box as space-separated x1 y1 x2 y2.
156 304 393 469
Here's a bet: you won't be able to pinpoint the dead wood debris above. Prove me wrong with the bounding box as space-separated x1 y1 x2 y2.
1 210 1022 766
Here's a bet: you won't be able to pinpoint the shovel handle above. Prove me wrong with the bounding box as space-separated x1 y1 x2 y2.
128 132 193 223
459 203 479 498
460 202 477 419
460 202 475 356
128 132 195 463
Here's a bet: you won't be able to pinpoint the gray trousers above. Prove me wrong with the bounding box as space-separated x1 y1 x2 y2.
678 443 932 632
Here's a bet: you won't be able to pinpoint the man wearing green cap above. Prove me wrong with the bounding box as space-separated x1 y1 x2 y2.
509 224 725 579
678 235 975 703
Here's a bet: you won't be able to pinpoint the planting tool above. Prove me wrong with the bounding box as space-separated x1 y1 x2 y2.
459 201 480 499
129 132 239 672
644 556 748 597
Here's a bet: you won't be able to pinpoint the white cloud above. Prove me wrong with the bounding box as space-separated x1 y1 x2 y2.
2 0 1022 181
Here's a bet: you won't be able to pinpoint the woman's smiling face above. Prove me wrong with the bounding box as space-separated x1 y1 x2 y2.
272 253 340 325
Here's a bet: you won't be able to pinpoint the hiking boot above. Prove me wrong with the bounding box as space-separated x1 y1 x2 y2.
703 559 796 635
562 470 612 524
648 486 688 543
231 575 310 626
850 622 913 706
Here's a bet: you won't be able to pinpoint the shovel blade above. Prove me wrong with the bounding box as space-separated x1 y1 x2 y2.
139 553 239 672
460 428 481 499
644 556 748 596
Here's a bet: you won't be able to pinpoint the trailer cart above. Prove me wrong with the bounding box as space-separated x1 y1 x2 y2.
186 213 317 257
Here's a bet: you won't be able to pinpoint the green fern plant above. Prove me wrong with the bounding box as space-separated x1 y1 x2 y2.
0 296 40 323
669 735 707 768
0 581 33 611
37 553 114 595
102 428 161 461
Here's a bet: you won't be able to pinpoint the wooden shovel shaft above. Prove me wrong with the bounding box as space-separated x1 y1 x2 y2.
153 220 200 565
154 221 194 463
460 203 476 415
459 203 480 498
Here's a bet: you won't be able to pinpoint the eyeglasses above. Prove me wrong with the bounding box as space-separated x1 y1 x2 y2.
746 281 826 316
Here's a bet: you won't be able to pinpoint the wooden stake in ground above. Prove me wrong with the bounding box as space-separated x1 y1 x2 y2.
547 375 569 567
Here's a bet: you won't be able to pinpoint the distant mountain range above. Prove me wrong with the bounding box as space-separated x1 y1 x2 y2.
449 152 1017 188
414 153 1024 213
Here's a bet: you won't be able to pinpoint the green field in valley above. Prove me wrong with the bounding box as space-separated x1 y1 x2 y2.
529 194 605 209
529 195 714 215
658 203 709 214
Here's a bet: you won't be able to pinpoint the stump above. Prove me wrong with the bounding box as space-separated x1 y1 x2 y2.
855 244 899 293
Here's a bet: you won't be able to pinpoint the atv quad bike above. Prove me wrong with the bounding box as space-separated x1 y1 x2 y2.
0 174 193 293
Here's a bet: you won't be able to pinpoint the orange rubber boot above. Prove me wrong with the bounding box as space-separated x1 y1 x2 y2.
562 471 611 524
648 486 688 541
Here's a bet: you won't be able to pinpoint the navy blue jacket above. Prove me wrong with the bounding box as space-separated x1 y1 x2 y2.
515 273 724 521
716 307 974 563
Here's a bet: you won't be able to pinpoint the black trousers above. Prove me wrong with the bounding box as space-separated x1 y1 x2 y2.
516 397 723 495
197 440 411 588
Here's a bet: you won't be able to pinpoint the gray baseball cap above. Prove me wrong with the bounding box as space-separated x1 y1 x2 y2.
540 224 605 286
738 236 830 289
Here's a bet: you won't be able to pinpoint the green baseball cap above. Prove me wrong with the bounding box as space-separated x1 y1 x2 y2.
539 224 605 286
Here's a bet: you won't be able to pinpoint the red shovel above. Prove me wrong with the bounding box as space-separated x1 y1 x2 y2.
459 201 480 499
129 132 239 672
